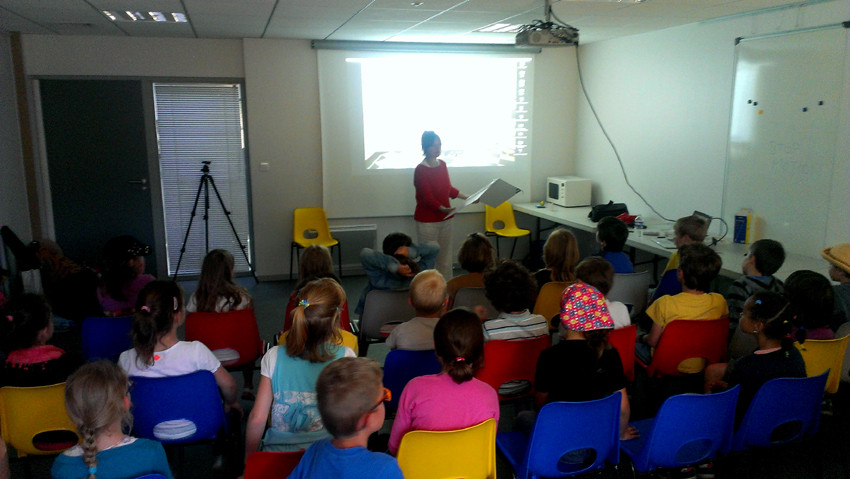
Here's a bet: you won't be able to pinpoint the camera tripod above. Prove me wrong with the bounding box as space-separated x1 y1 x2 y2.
172 161 258 283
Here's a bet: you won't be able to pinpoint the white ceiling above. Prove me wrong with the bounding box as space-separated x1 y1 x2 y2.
0 0 814 44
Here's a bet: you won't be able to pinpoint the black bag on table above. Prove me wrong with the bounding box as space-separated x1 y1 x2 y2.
588 201 628 222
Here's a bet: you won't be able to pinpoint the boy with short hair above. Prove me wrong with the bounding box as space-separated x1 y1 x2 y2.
596 216 634 273
652 215 709 301
637 243 728 373
356 232 439 314
482 260 548 341
288 357 403 479
386 270 448 350
725 239 786 325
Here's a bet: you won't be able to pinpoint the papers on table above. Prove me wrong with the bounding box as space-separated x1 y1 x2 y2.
449 178 522 218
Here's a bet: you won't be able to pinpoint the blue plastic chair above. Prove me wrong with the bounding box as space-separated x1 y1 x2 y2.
621 386 739 475
81 316 133 362
129 371 226 445
497 391 622 478
382 349 442 411
732 372 827 451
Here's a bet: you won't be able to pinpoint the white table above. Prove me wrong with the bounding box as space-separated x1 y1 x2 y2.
514 203 829 281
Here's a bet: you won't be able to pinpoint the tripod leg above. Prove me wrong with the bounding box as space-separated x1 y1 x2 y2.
206 176 259 284
172 175 207 281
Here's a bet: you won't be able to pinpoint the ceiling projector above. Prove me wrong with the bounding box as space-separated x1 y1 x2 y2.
515 23 579 47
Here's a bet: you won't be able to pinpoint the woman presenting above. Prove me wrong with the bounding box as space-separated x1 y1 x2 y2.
414 131 468 277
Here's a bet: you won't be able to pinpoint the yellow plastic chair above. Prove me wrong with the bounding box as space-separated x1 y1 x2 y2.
484 201 530 259
0 383 80 457
396 418 497 479
533 281 571 331
795 335 850 394
290 207 341 280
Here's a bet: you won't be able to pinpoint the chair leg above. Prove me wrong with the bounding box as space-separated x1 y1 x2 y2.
289 244 297 281
336 243 343 278
510 237 518 259
495 237 501 258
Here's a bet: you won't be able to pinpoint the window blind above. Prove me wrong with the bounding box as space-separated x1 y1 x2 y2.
153 83 252 276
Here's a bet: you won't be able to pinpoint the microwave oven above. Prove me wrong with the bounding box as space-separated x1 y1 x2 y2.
546 176 591 207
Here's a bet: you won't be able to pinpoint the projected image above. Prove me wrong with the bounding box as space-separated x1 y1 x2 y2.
353 55 531 170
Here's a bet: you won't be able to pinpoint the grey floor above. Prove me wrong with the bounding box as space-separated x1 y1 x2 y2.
11 271 850 478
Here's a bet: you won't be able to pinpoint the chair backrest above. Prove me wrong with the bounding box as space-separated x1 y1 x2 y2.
630 386 739 472
608 325 637 383
485 201 520 233
382 349 442 411
646 318 729 377
733 372 828 451
794 335 850 394
129 371 226 445
292 207 336 247
0 383 80 457
523 392 621 478
81 316 134 362
134 475 170 479
397 418 497 479
533 281 571 330
453 287 499 320
359 289 416 341
607 271 651 316
475 336 552 401
244 450 305 479
185 309 263 368
837 322 850 383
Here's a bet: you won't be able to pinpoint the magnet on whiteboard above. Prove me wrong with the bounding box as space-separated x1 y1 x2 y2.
758 110 763 114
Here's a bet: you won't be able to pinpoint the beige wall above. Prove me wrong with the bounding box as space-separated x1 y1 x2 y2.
16 35 578 279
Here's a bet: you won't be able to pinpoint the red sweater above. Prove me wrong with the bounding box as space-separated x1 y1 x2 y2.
414 160 459 223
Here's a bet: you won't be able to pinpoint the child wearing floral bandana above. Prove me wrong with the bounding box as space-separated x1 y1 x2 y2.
530 282 638 440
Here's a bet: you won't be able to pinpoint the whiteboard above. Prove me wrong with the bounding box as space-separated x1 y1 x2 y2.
723 26 847 257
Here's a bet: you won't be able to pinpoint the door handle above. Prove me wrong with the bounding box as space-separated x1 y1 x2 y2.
129 178 148 190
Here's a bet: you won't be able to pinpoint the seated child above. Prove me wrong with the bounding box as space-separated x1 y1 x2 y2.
595 216 633 274
284 245 351 332
637 243 728 373
98 235 155 316
1 293 80 387
356 232 439 315
531 282 638 440
533 228 580 294
704 292 806 426
0 436 8 479
576 257 630 329
184 249 256 398
822 243 850 327
387 270 448 351
482 260 548 341
288 357 403 479
246 278 355 455
784 270 835 340
725 239 785 325
651 215 708 301
118 281 240 414
388 308 499 455
186 249 252 313
446 233 494 307
52 361 173 479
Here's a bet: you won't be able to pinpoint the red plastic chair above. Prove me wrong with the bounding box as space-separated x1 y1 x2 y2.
244 450 305 479
185 309 263 369
639 318 729 378
475 335 552 402
608 324 637 382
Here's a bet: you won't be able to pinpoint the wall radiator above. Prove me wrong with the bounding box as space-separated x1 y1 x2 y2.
329 224 377 276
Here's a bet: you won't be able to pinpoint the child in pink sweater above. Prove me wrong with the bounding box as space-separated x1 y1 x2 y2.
387 308 499 455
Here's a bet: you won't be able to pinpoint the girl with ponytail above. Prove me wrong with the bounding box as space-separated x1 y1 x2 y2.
118 280 240 414
245 278 355 456
387 307 499 455
51 361 172 479
704 291 807 425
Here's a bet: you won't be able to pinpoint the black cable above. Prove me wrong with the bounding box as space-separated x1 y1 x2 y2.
710 216 729 246
574 46 674 222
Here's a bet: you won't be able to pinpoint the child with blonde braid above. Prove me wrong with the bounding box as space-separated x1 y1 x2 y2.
51 361 173 479
245 278 355 456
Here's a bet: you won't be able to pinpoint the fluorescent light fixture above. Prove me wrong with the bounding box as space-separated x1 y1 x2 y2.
102 10 187 23
477 23 524 33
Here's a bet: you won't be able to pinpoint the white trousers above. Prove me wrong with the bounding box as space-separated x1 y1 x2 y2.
416 219 453 278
